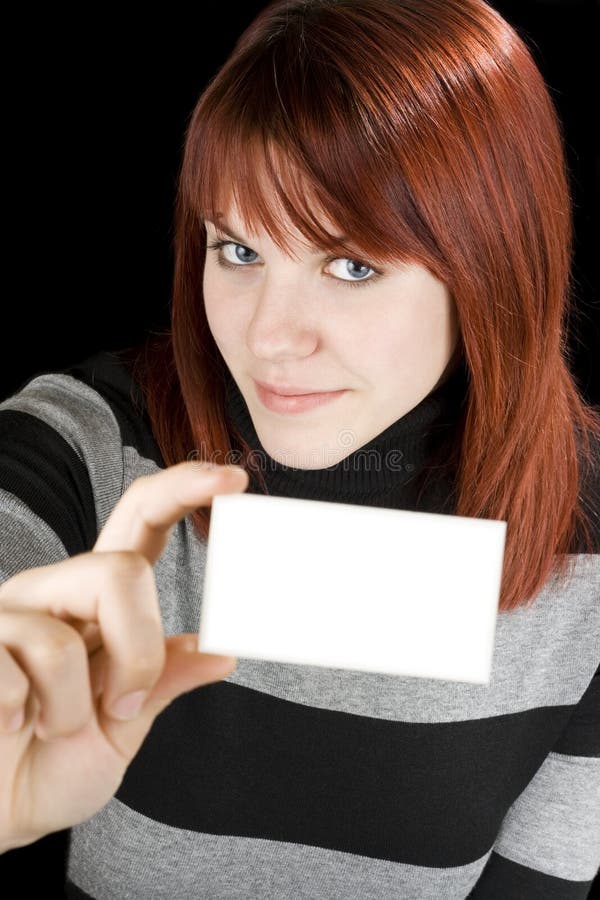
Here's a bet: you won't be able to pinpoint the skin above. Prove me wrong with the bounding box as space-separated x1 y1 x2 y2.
202 203 460 470
0 461 246 849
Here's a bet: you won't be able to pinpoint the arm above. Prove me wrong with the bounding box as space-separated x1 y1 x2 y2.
0 358 125 576
468 662 600 899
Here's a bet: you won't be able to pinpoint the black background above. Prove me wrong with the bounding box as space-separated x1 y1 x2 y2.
1 1 598 895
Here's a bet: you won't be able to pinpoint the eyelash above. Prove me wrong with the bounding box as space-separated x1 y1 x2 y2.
205 239 383 290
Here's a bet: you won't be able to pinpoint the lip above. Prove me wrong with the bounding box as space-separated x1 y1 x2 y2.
254 379 339 396
253 379 348 415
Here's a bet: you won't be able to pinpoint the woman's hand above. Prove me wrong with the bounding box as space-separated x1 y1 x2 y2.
0 460 249 852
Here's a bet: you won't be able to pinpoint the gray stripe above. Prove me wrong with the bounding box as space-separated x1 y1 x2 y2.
67 797 491 900
494 751 600 879
0 487 69 579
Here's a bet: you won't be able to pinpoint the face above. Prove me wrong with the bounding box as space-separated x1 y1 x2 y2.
202 204 460 470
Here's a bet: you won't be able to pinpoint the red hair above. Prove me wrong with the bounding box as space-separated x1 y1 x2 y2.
124 0 600 612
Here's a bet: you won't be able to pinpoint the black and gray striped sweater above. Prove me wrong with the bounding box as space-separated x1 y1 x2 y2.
0 348 598 899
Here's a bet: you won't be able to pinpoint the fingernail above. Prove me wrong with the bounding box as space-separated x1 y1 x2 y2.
110 690 148 721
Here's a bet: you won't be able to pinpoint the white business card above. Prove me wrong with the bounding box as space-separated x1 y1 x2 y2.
198 493 507 684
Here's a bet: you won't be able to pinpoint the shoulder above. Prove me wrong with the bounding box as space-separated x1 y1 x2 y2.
59 347 164 469
1 348 163 469
0 348 164 559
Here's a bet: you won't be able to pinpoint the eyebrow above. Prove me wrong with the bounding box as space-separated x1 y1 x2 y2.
204 218 350 255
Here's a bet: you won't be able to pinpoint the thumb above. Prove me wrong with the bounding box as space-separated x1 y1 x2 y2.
145 634 237 713
96 636 236 759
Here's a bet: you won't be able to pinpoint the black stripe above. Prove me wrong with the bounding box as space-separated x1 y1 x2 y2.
552 661 600 757
0 410 97 555
64 878 95 899
467 849 595 898
115 680 576 867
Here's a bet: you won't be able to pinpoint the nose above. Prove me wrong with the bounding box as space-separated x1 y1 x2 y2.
245 281 319 362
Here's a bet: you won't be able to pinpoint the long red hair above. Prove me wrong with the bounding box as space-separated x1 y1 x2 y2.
122 0 600 612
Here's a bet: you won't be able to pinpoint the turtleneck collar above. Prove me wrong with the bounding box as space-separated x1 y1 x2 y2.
223 362 468 511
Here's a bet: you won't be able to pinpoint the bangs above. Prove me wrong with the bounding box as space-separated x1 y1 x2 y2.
186 45 439 270
199 132 370 262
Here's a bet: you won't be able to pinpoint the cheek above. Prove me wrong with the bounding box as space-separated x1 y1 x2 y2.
359 304 451 379
203 269 245 350
402 309 453 364
355 311 417 364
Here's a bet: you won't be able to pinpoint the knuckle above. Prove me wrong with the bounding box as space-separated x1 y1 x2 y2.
127 651 164 682
1 683 28 709
0 576 21 607
30 632 83 673
127 474 151 498
104 550 153 582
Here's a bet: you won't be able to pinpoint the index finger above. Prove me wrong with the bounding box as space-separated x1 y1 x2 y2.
93 461 249 565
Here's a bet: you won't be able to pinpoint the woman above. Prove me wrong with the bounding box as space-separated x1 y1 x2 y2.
1 0 598 897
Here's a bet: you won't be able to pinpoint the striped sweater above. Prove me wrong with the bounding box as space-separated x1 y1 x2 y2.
0 348 598 899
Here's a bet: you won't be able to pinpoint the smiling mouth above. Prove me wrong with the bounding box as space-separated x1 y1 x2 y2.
253 380 348 415
253 379 343 396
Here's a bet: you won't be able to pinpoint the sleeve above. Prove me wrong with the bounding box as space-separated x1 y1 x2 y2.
468 661 600 899
0 368 124 584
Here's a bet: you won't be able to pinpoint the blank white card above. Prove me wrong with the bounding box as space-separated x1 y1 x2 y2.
197 493 507 684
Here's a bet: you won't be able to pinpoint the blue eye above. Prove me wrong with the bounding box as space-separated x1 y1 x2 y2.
206 239 383 289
